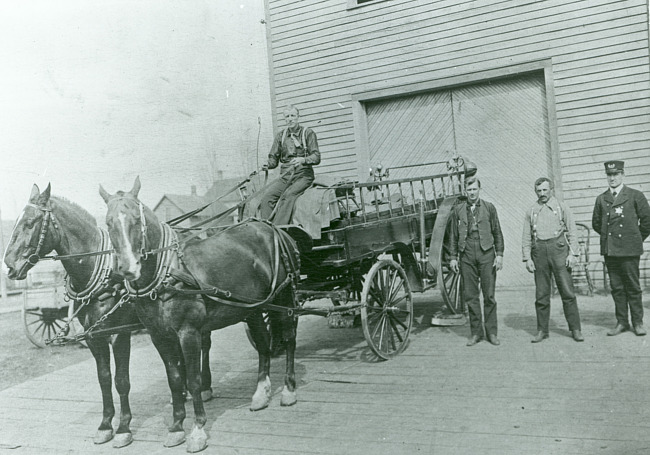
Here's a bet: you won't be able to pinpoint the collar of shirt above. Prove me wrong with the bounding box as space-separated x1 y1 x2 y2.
536 196 558 211
467 199 481 209
609 184 624 195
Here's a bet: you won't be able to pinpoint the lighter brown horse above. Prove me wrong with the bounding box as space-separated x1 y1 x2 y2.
99 177 299 453
2 184 138 448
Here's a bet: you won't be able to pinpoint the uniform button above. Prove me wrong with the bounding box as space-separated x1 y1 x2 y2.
620 224 623 227
609 233 612 235
606 213 609 216
618 234 622 237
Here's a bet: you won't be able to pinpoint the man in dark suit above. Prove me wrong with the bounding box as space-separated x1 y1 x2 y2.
449 177 505 346
592 160 650 336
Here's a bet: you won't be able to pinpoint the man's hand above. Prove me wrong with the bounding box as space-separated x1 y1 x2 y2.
494 255 503 271
450 259 459 274
525 259 536 273
289 157 305 167
261 163 269 172
566 255 578 269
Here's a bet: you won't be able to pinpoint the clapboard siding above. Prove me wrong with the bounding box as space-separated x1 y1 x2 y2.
266 0 650 232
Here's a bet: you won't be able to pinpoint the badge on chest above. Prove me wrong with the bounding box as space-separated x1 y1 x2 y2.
614 206 623 216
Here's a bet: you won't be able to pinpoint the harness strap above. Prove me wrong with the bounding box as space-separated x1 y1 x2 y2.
65 227 114 301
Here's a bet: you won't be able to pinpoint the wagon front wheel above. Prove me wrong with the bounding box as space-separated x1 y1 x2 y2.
22 301 69 348
360 259 413 360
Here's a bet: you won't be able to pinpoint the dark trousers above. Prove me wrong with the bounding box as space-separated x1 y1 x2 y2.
605 256 643 327
531 236 581 333
460 236 498 337
259 165 314 225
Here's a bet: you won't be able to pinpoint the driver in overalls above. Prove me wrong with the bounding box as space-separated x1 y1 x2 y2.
259 105 320 225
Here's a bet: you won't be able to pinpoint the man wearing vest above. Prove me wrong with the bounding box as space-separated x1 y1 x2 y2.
449 177 505 346
522 177 583 343
592 160 650 336
259 105 320 225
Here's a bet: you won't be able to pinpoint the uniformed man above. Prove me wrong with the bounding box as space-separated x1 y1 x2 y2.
592 160 650 336
449 177 504 346
522 177 583 343
259 105 320 225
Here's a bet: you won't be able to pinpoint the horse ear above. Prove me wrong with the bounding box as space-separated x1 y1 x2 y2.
99 184 111 204
37 183 52 205
29 184 40 202
130 176 141 198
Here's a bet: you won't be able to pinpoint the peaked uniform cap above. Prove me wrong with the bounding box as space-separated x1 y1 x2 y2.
604 160 624 174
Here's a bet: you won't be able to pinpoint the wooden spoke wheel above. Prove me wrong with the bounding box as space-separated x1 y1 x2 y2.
428 196 465 315
360 259 413 360
440 264 464 314
22 303 69 348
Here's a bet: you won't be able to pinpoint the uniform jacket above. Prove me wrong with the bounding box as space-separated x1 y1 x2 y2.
592 185 650 256
449 198 504 259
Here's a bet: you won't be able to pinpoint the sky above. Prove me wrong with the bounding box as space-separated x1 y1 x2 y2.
0 0 273 222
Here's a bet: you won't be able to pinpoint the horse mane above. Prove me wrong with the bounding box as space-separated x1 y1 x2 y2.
50 195 98 226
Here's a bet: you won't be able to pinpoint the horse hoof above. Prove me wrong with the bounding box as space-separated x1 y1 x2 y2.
112 432 133 448
93 429 114 444
164 431 186 448
201 389 213 402
186 426 208 453
250 394 270 411
280 387 297 407
250 377 271 411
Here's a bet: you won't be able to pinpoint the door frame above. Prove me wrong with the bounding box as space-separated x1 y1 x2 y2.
351 60 564 197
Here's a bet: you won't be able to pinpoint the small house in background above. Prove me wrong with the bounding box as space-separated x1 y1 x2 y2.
152 174 267 228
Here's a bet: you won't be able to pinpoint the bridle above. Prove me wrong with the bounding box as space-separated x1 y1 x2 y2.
23 202 59 267
107 197 149 260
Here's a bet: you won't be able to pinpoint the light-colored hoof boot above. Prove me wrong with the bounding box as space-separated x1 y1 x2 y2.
93 429 114 445
280 387 297 407
112 432 133 448
164 431 186 448
250 391 271 411
250 377 271 411
186 426 208 453
200 389 213 402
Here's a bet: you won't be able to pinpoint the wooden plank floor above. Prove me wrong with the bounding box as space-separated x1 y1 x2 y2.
0 289 649 454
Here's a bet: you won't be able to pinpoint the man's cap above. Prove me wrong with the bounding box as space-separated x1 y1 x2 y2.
604 160 624 174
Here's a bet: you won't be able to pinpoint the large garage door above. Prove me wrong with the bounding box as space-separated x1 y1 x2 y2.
366 73 552 287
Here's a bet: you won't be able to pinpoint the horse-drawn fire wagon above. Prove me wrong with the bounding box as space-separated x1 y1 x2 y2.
242 157 469 359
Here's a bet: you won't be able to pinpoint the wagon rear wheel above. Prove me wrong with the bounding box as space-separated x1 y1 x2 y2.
440 263 464 314
22 293 69 349
360 259 413 360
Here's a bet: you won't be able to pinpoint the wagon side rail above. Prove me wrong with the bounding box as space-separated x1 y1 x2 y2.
332 171 466 225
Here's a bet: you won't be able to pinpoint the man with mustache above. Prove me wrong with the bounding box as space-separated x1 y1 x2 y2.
258 104 320 225
592 160 650 337
522 177 583 343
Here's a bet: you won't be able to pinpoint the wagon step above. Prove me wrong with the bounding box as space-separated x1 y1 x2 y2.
430 311 467 326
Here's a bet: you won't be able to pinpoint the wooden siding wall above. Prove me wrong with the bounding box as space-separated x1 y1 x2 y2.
266 0 650 226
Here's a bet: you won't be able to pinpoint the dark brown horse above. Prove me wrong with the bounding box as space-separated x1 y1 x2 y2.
99 177 299 453
2 184 138 448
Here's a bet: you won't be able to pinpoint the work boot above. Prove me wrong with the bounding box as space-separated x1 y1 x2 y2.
487 334 500 346
607 324 628 336
633 324 647 336
531 331 549 343
571 330 584 342
466 335 481 347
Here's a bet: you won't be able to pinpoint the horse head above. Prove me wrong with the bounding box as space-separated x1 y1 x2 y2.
99 177 148 281
3 183 59 280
